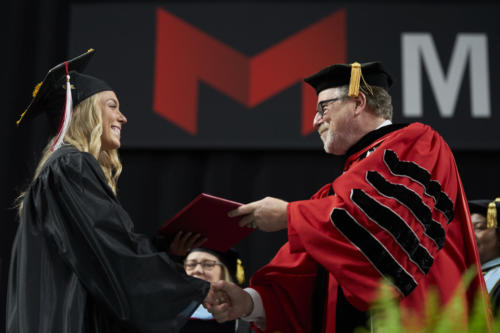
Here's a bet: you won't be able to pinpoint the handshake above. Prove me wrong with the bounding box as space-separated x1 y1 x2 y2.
169 196 289 327
203 280 254 322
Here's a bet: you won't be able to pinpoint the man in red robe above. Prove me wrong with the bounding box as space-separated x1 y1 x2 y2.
205 61 491 332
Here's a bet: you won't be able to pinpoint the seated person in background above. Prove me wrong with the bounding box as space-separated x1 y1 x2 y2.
470 198 500 314
170 232 252 333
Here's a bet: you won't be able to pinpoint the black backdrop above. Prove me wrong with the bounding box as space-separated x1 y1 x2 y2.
2 0 500 330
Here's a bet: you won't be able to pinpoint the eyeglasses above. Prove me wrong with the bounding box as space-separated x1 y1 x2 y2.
316 96 345 117
184 260 222 271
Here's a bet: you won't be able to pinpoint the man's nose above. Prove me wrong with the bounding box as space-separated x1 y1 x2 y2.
313 112 323 130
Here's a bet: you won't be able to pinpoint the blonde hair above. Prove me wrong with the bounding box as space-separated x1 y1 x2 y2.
220 264 233 283
17 91 122 215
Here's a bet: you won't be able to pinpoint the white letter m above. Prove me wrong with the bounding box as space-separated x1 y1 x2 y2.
402 33 490 118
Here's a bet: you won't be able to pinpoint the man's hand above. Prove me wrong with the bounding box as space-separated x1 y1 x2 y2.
203 281 253 322
168 231 207 257
228 197 288 232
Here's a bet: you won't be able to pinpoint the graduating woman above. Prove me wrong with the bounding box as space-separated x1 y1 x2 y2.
7 49 210 333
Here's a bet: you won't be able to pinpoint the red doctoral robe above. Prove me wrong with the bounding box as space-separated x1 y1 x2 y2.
249 123 490 332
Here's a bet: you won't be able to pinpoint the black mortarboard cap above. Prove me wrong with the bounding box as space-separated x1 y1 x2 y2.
190 248 245 285
17 49 112 130
304 61 393 95
469 198 500 228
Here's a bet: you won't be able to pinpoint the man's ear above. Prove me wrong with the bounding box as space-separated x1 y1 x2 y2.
353 91 367 115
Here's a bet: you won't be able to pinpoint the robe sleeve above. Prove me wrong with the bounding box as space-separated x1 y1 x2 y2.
287 124 459 310
35 149 209 332
248 243 318 333
246 184 333 332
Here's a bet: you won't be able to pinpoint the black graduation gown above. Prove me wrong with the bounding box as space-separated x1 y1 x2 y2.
6 145 210 333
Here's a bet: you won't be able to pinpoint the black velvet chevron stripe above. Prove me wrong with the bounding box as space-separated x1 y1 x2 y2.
366 171 445 249
351 189 434 274
383 150 454 223
331 208 418 296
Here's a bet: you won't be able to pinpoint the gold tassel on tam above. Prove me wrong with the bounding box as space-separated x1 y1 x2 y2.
348 62 374 97
348 62 361 97
236 258 245 285
486 198 500 229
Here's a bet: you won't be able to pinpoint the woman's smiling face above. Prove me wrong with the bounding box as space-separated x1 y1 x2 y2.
99 91 127 151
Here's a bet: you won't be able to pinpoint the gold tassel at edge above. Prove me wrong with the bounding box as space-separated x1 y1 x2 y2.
486 198 500 229
17 81 43 126
32 81 43 97
348 62 361 97
16 109 28 126
236 258 245 285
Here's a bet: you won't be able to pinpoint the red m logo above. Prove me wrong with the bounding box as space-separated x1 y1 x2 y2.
154 8 346 135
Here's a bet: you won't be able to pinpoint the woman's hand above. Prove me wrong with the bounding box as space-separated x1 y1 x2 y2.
168 231 207 257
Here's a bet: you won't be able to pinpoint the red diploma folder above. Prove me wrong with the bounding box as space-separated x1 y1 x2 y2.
158 193 253 252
